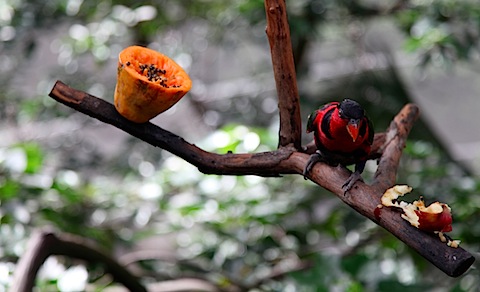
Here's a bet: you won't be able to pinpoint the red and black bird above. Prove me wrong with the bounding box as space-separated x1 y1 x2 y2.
304 99 374 194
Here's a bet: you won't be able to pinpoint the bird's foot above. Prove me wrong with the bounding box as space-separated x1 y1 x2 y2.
303 151 323 179
342 171 363 195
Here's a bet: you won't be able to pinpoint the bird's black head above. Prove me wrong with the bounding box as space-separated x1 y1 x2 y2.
338 99 364 120
338 99 365 142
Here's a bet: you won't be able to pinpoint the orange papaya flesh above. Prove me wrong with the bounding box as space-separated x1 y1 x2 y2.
114 46 192 123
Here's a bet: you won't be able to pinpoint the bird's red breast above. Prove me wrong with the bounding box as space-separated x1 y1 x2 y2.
307 101 373 161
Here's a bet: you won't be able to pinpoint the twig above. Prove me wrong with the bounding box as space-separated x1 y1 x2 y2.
265 0 302 149
148 278 221 292
374 103 419 190
10 229 146 292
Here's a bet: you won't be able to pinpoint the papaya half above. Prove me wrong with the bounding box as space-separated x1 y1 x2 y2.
114 46 192 123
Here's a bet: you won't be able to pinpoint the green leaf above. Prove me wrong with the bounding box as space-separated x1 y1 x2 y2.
403 37 422 52
0 179 20 200
346 281 364 292
16 142 44 174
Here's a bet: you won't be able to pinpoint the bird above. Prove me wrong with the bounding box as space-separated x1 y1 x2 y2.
303 99 374 194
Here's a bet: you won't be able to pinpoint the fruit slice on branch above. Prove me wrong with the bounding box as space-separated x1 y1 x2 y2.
114 46 192 123
380 185 460 247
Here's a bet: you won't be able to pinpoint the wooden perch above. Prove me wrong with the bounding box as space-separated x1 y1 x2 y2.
44 0 474 282
265 0 302 149
48 82 474 278
10 229 146 292
49 80 384 178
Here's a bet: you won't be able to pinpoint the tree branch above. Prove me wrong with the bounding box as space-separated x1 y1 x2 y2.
49 81 294 177
49 81 474 277
50 80 385 177
374 103 419 190
10 229 146 292
265 0 302 149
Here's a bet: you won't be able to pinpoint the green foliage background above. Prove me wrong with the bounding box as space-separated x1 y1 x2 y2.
1 0 480 291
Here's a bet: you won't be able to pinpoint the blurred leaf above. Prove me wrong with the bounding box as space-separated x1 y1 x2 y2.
347 281 364 292
0 213 13 225
341 253 369 277
290 254 340 290
16 143 44 174
403 37 422 52
0 179 20 200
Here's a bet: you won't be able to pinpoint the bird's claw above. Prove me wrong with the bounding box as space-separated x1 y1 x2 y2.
304 151 364 195
342 171 363 195
303 151 323 179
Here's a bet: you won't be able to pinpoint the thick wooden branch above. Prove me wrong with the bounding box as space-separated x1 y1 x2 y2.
285 157 474 277
49 81 474 277
50 81 385 177
265 0 302 149
10 229 146 292
49 81 294 177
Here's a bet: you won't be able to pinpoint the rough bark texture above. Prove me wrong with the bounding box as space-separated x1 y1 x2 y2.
265 0 302 149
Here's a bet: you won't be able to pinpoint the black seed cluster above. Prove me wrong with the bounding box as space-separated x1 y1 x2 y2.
138 63 173 88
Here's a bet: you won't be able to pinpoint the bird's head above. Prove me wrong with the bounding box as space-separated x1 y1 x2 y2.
338 99 365 142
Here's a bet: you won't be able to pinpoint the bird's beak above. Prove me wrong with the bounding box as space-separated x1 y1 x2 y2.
347 119 360 142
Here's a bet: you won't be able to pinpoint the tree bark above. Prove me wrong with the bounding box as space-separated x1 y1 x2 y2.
265 0 302 149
